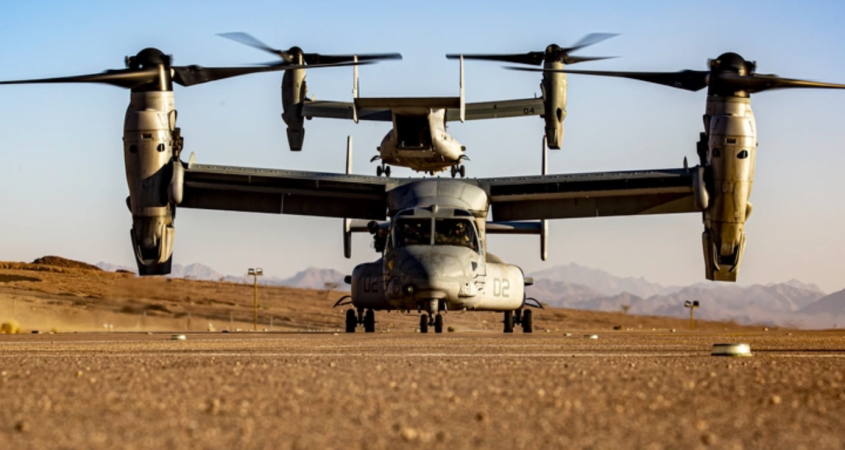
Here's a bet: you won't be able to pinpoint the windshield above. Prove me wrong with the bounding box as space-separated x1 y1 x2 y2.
393 218 432 248
434 219 478 252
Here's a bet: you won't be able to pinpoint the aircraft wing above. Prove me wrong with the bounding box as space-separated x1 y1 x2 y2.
479 168 701 221
446 98 544 122
301 100 392 122
302 97 544 122
180 164 395 220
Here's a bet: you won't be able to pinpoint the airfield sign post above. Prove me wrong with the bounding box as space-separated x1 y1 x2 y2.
248 268 263 331
684 301 700 330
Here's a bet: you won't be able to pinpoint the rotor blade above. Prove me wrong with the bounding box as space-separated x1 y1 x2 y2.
506 67 710 92
303 53 402 65
217 32 287 58
566 33 619 53
172 61 374 87
0 68 160 89
720 73 845 93
562 55 617 65
446 52 545 66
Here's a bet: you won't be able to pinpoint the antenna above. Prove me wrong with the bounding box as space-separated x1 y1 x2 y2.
352 55 359 123
459 55 465 123
541 135 548 261
541 134 548 176
344 135 353 259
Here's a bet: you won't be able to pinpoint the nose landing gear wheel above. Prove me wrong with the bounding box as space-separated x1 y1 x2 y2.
459 165 466 178
503 310 514 333
345 309 357 333
450 166 457 178
376 166 382 177
522 309 533 333
420 314 429 334
384 166 391 177
364 309 376 333
434 314 444 333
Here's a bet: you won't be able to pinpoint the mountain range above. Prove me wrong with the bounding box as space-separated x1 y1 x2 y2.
527 263 837 328
97 260 842 328
96 262 346 291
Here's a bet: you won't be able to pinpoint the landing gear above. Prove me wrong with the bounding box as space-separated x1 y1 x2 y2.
503 310 514 333
345 308 377 333
376 165 391 177
345 309 357 333
420 300 445 334
450 165 467 179
364 309 376 333
522 309 533 333
434 314 444 333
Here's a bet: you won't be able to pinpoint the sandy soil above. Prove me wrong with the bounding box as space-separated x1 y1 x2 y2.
0 332 844 449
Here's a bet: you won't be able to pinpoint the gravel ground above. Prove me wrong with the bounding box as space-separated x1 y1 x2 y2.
1 331 844 449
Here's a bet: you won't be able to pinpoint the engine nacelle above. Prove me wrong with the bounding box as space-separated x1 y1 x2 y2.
701 97 757 282
541 60 567 149
350 260 391 310
281 69 307 151
124 91 178 275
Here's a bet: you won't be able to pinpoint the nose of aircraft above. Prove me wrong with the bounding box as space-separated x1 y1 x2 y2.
390 247 474 300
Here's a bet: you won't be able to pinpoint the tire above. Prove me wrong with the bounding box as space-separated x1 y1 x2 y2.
345 309 357 333
522 309 533 334
434 314 444 334
376 166 383 177
459 165 466 178
450 166 457 178
385 166 391 177
420 314 429 334
503 310 514 333
364 309 375 333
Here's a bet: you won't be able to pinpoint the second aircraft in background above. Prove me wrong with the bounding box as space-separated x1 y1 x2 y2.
220 32 616 177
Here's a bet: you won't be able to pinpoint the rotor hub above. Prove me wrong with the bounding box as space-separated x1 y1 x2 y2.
711 52 752 75
126 48 171 69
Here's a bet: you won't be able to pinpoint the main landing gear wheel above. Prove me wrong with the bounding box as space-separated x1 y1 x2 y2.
522 309 533 333
434 314 444 334
376 165 391 177
450 165 467 179
420 314 429 334
345 309 357 333
364 309 376 333
503 310 514 333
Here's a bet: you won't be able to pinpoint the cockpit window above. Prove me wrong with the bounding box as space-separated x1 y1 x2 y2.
393 219 432 248
434 219 479 252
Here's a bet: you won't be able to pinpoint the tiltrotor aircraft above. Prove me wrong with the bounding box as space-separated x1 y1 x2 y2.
220 32 614 178
509 52 845 281
3 45 845 334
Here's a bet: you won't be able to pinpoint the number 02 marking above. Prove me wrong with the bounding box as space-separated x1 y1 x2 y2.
492 278 511 297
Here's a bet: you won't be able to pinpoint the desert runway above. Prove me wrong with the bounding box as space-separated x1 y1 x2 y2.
1 331 844 449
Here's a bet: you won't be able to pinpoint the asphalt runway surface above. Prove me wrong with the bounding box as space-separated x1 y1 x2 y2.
1 331 844 449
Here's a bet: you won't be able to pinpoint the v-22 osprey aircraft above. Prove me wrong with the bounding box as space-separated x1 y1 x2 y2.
220 32 616 178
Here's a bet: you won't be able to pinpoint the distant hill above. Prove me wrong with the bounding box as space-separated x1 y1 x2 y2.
528 263 827 327
799 289 845 328
34 256 101 271
97 262 347 290
530 263 681 298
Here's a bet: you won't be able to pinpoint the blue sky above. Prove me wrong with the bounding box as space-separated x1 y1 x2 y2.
2 0 845 291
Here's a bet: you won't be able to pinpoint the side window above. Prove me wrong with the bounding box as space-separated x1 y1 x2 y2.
737 150 749 159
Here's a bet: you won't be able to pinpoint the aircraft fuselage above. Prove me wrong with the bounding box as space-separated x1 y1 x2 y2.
378 108 465 173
